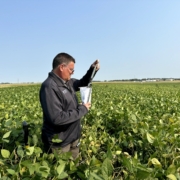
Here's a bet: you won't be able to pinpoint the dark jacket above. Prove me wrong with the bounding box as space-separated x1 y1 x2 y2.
39 66 95 149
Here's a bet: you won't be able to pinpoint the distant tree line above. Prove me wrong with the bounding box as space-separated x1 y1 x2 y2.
94 78 180 82
1 78 180 84
0 82 11 84
0 82 35 84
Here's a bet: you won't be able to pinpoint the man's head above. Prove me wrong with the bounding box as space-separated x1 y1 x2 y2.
52 53 75 81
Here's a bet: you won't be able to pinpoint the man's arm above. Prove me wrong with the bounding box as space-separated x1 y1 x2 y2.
72 60 100 91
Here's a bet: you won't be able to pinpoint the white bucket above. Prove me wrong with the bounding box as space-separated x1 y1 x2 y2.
80 87 92 103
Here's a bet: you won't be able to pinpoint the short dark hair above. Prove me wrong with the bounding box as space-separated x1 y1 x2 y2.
52 52 75 69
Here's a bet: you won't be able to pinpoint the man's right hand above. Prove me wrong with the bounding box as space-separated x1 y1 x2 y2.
83 102 91 110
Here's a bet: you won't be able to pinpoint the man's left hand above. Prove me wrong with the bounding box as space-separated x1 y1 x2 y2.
91 59 100 71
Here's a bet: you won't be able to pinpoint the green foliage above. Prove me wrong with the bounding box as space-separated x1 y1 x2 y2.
0 83 180 179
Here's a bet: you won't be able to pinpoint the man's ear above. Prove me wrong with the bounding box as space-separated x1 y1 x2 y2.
59 64 64 72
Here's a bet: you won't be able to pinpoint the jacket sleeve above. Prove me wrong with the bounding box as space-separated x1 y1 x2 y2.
72 66 98 91
40 84 88 126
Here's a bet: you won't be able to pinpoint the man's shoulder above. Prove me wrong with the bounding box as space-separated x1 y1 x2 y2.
41 74 57 89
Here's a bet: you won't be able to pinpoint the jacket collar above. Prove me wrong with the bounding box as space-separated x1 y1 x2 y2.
49 71 66 87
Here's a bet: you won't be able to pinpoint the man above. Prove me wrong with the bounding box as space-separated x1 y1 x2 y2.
39 52 100 159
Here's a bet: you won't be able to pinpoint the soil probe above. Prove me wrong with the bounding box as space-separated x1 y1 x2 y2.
87 60 99 102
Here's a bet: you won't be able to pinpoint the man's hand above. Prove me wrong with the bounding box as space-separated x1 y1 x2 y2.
83 102 91 110
91 59 100 71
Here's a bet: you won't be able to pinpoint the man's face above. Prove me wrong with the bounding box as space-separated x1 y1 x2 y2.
61 62 75 81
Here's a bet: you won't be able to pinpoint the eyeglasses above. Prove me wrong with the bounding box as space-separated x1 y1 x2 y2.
63 64 75 73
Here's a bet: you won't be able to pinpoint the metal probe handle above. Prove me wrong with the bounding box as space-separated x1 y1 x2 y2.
88 63 98 87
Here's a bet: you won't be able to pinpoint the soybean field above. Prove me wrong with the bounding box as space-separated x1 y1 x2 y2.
0 82 180 180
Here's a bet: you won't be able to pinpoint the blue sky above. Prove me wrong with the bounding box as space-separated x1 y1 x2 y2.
0 1 180 83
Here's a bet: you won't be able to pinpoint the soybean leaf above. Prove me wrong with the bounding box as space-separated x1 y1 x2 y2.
1 149 10 158
57 161 66 175
146 132 155 144
89 172 103 180
26 146 34 156
101 158 113 179
166 174 177 180
2 131 11 139
58 172 68 179
136 165 152 179
52 134 62 143
38 166 50 178
6 169 16 175
17 145 24 158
